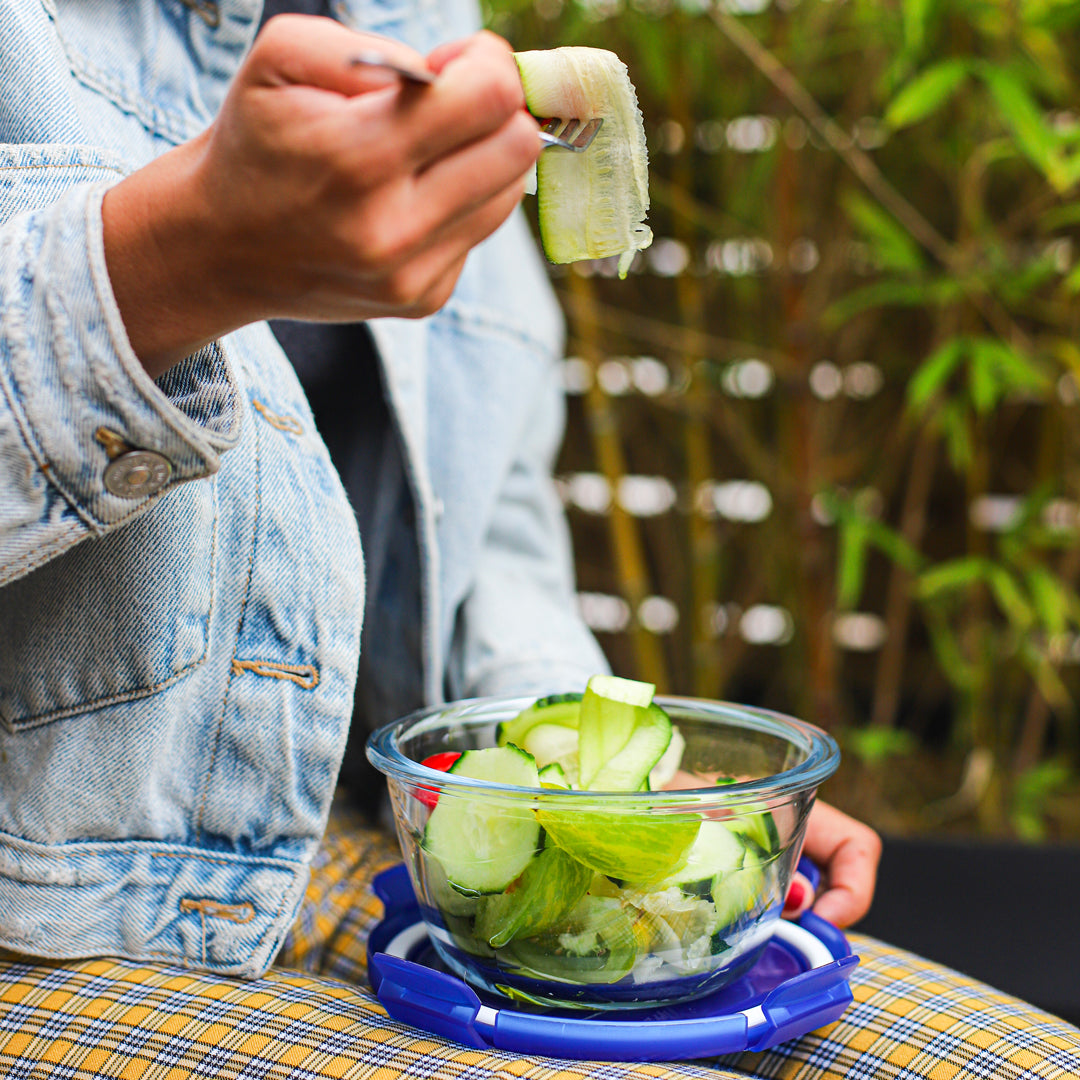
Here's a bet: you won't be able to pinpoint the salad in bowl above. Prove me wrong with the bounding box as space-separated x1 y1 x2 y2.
366 676 839 1010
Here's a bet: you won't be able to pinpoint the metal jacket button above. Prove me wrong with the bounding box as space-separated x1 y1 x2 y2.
104 450 173 499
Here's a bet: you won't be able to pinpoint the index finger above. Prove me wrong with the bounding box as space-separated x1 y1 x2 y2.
385 31 532 169
251 15 432 96
802 801 882 928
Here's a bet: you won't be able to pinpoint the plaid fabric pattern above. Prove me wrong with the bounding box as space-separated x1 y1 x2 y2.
719 934 1080 1079
276 797 402 984
0 803 1075 1078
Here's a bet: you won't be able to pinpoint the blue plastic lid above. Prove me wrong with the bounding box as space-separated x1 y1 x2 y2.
367 862 858 1062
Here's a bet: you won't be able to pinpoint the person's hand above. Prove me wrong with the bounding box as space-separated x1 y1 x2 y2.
782 800 881 928
103 16 541 377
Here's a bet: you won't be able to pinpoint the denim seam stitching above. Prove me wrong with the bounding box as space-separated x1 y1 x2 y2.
194 402 261 840
179 898 255 924
178 0 221 29
230 659 319 690
57 53 193 147
252 399 303 434
0 489 219 732
142 875 296 971
0 527 86 590
0 162 124 177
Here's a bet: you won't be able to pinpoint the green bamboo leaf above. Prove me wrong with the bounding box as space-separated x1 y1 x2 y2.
917 556 992 600
837 516 869 610
987 565 1036 630
1032 0 1080 31
1037 203 1080 231
941 401 974 470
901 0 936 55
1025 566 1073 635
1019 650 1074 713
1055 151 1080 193
843 727 916 766
995 253 1061 303
968 343 1001 414
885 59 969 129
907 338 965 411
973 338 1050 395
922 608 977 691
979 65 1063 184
866 517 924 573
826 277 962 327
843 192 924 273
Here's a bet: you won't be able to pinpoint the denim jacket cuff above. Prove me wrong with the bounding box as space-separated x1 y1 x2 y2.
4 179 241 529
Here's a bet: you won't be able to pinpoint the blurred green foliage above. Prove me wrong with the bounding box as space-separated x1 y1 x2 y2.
486 0 1080 839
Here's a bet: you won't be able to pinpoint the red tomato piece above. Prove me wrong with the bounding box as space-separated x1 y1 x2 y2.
416 751 462 808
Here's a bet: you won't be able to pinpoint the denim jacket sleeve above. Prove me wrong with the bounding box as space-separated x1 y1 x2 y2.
0 174 240 588
446 349 611 700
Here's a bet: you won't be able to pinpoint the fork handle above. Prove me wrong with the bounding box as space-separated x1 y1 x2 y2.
349 51 436 85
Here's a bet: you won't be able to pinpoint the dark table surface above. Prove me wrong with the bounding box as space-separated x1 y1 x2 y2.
855 835 1080 1027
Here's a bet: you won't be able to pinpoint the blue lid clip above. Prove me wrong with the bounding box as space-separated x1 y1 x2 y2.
372 954 491 1050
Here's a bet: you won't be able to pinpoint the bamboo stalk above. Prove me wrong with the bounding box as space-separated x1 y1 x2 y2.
871 430 938 728
568 272 671 689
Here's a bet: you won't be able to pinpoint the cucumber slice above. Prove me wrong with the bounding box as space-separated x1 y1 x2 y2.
523 723 580 771
725 804 781 857
711 860 766 927
421 747 541 894
654 820 746 895
577 674 656 790
588 703 672 791
538 761 571 788
475 844 592 947
514 47 652 277
648 725 685 790
496 692 581 750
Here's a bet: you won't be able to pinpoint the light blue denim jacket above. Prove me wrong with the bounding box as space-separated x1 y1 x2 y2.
0 0 607 975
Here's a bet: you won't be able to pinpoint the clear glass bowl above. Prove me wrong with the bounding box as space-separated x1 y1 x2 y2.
366 694 839 1011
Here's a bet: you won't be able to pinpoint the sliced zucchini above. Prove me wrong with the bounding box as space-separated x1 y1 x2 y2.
654 820 746 896
523 723 580 771
711 861 766 928
725 804 781 857
496 692 581 750
587 703 672 792
421 746 541 894
538 761 571 788
577 674 656 790
648 725 685 790
515 47 652 277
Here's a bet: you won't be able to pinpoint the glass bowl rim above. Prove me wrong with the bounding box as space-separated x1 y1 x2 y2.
366 693 840 805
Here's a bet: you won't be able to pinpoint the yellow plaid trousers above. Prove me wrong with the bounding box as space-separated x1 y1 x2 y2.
1 799 1077 1079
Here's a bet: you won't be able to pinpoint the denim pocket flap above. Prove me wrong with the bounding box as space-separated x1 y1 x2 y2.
0 478 216 732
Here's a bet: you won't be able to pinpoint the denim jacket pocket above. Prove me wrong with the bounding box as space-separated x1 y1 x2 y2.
0 475 216 732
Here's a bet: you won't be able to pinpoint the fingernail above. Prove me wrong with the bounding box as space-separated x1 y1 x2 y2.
784 879 806 911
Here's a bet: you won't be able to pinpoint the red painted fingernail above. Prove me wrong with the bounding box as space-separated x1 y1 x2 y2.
784 879 806 911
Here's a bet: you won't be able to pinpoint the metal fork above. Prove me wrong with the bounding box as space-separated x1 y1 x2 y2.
538 117 604 152
350 52 603 152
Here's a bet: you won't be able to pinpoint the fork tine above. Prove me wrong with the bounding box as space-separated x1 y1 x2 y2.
538 117 604 152
570 118 603 149
542 118 578 140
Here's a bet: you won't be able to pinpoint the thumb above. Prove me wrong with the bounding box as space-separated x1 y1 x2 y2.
252 15 431 96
